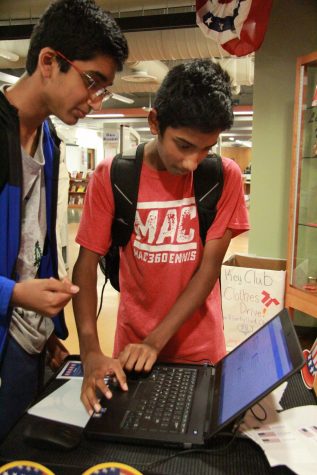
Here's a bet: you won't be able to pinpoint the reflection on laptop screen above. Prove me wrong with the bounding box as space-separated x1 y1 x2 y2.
218 315 292 425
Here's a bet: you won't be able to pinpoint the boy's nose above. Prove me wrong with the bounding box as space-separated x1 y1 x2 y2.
88 97 103 112
182 152 206 172
182 159 198 172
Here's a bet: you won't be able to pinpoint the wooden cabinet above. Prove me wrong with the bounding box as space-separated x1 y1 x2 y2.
286 52 317 319
68 172 91 209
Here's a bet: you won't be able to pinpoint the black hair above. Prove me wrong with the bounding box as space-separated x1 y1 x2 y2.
154 59 233 135
26 0 128 74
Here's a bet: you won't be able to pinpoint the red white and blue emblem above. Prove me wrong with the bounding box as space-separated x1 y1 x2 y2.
0 460 54 475
196 0 273 56
301 338 317 390
82 461 143 475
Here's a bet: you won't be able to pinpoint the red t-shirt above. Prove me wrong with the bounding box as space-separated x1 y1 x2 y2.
76 156 249 364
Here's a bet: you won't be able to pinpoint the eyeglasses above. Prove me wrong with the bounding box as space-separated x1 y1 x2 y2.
53 50 112 103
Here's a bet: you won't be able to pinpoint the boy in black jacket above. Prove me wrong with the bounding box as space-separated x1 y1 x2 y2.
0 0 128 441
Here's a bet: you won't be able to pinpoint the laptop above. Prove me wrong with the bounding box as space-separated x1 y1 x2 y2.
84 309 304 448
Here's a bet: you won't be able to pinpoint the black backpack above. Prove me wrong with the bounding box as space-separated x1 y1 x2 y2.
99 142 224 292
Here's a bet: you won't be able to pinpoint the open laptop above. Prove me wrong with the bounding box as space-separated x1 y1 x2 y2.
84 309 304 448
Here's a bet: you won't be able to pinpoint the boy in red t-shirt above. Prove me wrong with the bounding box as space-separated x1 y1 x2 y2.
73 59 249 415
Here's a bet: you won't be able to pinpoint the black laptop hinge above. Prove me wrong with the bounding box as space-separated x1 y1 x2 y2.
204 369 216 437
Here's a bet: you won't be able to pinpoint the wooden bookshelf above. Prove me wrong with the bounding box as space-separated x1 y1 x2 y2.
68 172 92 208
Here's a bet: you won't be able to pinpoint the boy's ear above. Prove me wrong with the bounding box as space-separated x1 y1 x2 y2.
38 47 56 78
148 109 160 135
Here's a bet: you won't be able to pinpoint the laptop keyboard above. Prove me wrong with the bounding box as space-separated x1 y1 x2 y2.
121 366 197 434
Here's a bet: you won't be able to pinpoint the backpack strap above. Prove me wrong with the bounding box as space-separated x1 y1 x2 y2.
110 142 145 247
193 154 224 245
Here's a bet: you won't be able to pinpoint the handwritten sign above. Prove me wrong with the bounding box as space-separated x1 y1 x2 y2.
221 255 286 351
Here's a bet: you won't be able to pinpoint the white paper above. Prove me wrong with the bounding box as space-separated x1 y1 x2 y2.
241 405 317 475
27 379 90 428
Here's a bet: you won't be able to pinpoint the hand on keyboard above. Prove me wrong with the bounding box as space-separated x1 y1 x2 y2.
80 350 128 415
118 342 158 372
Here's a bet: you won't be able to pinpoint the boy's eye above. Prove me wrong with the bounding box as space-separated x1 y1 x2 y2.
177 142 191 150
81 74 95 89
82 72 102 91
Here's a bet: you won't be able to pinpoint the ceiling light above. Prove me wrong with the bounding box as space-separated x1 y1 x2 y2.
110 93 134 104
233 110 253 115
86 114 124 118
121 71 158 83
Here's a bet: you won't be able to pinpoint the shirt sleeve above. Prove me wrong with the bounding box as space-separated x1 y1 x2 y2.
206 157 250 242
0 275 15 318
75 158 114 255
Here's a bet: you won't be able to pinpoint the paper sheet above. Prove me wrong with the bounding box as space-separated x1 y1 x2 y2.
241 404 317 475
27 379 90 428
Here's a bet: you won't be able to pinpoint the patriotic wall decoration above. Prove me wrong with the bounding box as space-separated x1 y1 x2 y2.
82 461 143 475
0 460 54 475
301 338 317 390
0 461 143 475
196 0 273 57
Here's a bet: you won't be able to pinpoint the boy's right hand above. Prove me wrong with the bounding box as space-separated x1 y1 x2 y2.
81 351 128 415
11 277 79 317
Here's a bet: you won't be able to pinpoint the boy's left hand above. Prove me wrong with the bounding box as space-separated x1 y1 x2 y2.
118 343 158 372
46 333 69 371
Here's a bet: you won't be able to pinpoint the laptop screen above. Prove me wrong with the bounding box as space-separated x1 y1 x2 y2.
218 314 293 425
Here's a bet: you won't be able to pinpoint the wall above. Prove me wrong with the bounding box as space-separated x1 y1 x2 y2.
221 146 251 172
249 0 317 257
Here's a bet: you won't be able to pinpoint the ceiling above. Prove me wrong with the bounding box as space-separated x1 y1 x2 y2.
0 0 253 146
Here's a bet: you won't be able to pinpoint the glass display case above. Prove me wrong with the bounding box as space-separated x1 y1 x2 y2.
286 52 317 319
